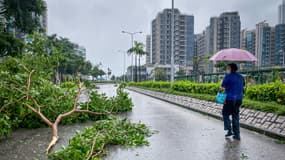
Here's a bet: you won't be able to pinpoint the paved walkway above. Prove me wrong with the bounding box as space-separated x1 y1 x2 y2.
127 87 285 138
96 85 285 160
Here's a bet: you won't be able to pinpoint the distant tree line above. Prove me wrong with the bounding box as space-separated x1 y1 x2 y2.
0 0 105 81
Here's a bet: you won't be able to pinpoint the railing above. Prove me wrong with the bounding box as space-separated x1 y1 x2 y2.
175 67 285 84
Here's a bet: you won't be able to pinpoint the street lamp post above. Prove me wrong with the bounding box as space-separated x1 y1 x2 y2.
170 0 175 84
122 31 143 82
283 50 285 67
118 50 127 82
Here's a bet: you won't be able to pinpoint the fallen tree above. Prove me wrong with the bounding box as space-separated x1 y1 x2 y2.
0 33 136 156
0 55 132 153
25 71 112 152
7 66 111 152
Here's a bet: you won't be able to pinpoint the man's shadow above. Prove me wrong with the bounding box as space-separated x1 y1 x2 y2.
222 138 245 160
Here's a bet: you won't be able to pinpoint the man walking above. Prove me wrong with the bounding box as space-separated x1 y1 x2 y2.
221 63 245 140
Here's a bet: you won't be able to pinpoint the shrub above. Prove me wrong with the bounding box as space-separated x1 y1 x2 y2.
0 114 12 137
129 83 285 115
129 81 285 106
172 81 220 95
129 81 171 89
246 81 285 105
61 81 77 88
84 85 133 114
129 81 220 95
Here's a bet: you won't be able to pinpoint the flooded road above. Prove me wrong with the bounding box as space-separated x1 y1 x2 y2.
1 84 285 160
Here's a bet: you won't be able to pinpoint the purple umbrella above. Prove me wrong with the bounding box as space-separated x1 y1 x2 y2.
209 48 257 62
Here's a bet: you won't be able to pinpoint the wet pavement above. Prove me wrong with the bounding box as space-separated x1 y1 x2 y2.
0 122 94 160
0 90 94 160
97 84 285 160
0 84 285 160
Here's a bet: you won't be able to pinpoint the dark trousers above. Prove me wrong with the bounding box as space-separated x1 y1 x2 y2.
222 100 242 137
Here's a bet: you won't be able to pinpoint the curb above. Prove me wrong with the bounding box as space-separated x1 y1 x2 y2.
127 87 285 140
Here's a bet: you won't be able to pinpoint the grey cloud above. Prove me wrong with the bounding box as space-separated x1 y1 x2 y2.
47 0 281 75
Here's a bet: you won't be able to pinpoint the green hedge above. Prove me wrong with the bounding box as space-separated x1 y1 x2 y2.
246 81 285 105
128 83 285 115
129 81 171 89
129 81 285 105
172 81 220 95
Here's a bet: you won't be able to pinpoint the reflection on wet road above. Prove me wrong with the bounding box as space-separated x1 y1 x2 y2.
0 84 284 160
97 85 285 160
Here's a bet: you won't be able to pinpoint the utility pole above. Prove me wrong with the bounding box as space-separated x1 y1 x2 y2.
283 50 285 67
122 31 143 82
170 0 175 84
118 50 127 82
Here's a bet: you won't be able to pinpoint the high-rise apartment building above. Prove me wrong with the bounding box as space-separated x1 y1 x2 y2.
194 32 207 73
40 0 48 33
269 28 276 66
194 27 216 73
242 29 257 68
209 17 219 55
274 24 285 66
0 0 48 36
151 9 194 70
205 26 211 55
217 12 241 51
240 29 247 49
239 29 256 55
207 17 219 73
146 35 152 65
195 32 207 58
255 22 268 66
194 13 239 73
255 21 276 67
246 30 256 56
279 0 285 24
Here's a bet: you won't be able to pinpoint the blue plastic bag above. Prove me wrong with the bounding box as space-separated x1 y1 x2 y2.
216 92 227 104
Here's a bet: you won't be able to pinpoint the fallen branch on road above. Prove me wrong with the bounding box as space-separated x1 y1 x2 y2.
21 70 111 153
49 118 151 160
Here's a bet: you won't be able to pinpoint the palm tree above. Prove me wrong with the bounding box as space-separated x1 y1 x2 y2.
128 42 146 82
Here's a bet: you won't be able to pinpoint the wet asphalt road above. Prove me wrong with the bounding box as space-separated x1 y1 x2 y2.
0 84 285 160
98 84 285 160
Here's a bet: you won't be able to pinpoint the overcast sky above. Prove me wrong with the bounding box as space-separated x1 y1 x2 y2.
47 0 282 76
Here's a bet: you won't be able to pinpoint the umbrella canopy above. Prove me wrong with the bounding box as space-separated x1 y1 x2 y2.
209 48 257 62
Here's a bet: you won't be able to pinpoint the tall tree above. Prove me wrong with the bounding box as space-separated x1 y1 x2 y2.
1 0 46 33
154 67 167 81
0 0 46 57
46 35 91 80
0 31 24 57
128 42 145 82
193 54 211 74
176 68 186 77
91 66 105 80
